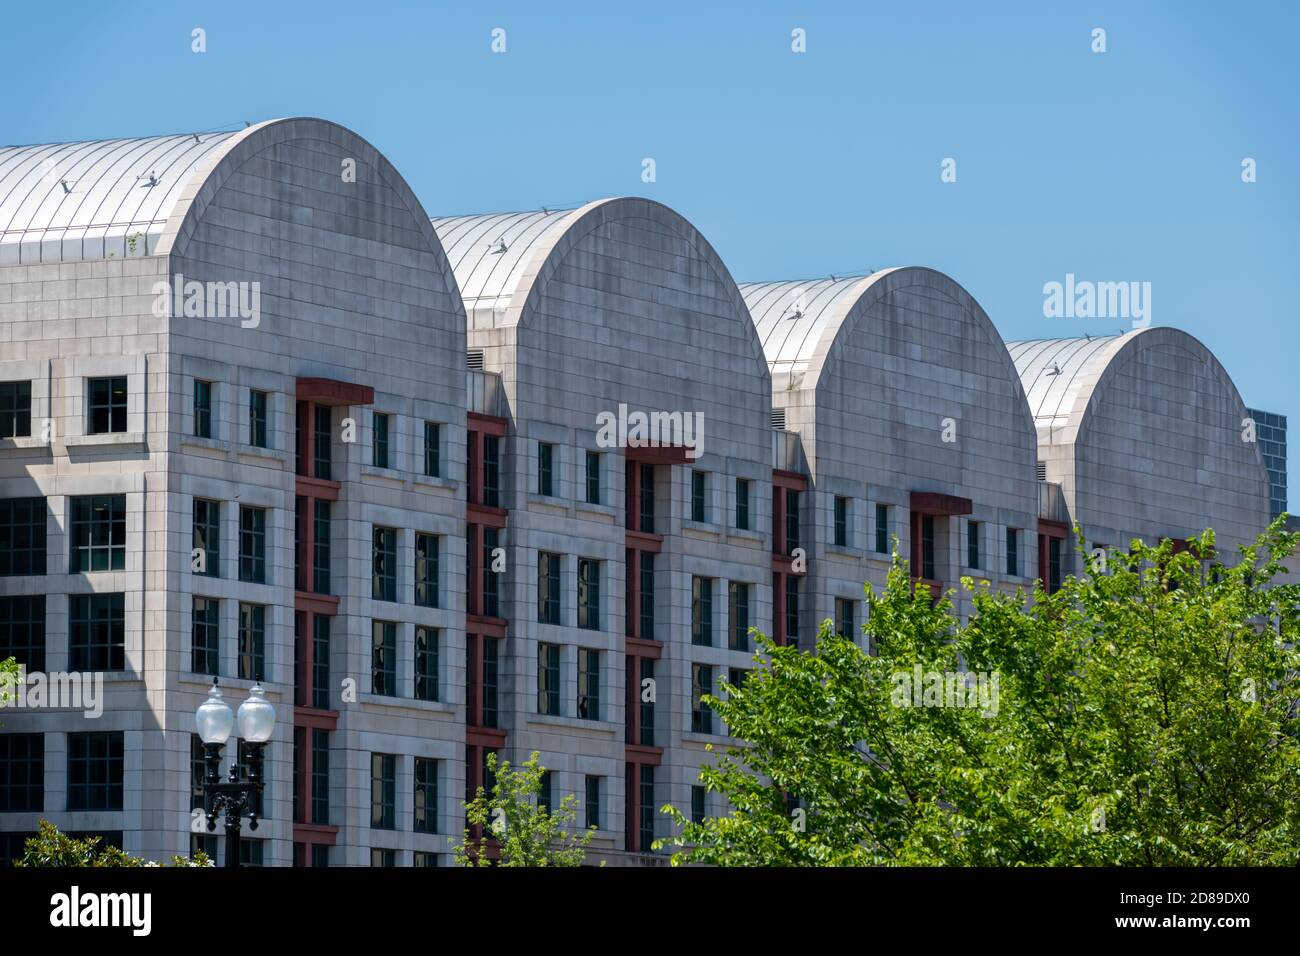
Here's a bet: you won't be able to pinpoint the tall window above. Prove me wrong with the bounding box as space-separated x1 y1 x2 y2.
539 771 554 814
1049 537 1063 593
372 527 397 602
88 377 127 434
835 597 856 641
70 495 126 572
639 464 655 533
1006 527 1019 576
239 506 267 583
691 786 706 826
190 734 206 812
785 576 800 647
67 732 123 811
482 435 501 507
538 552 561 624
192 499 220 577
968 520 981 570
249 390 268 448
370 849 396 867
191 597 219 675
578 648 600 720
0 734 44 812
691 471 707 523
639 658 656 746
415 533 439 608
313 406 332 480
691 664 713 734
312 617 330 709
238 604 265 682
372 412 390 469
0 498 46 576
193 380 213 438
639 552 655 640
69 593 124 671
538 442 555 496
370 753 395 829
785 489 801 553
313 501 331 593
482 527 500 617
577 558 600 630
639 766 655 850
735 478 750 531
875 504 889 554
921 514 936 580
371 621 397 696
585 776 601 830
538 643 560 715
728 582 750 651
691 576 712 646
482 638 500 727
415 626 439 702
0 381 32 438
0 595 45 671
585 451 601 505
423 422 440 478
834 496 849 548
311 729 329 823
414 758 438 834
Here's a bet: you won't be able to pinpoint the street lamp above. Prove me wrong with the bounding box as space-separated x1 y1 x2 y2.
194 678 276 867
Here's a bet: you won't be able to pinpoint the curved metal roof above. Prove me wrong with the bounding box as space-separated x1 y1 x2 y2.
1006 333 1135 431
0 131 237 264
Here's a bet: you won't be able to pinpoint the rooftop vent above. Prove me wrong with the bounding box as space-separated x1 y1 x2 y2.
771 408 786 430
1036 462 1047 481
467 349 484 371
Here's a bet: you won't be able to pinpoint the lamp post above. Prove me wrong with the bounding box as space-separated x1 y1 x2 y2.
194 678 276 867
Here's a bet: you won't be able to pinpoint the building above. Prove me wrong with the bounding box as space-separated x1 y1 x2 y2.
1245 407 1287 519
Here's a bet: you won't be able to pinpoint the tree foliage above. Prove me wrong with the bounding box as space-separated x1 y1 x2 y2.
14 820 211 867
659 520 1300 866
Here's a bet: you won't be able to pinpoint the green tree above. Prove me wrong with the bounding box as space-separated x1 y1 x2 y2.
454 751 598 866
0 656 19 708
659 520 1300 866
14 820 211 867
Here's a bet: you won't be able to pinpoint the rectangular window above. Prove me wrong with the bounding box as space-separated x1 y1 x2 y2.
639 765 655 850
785 490 801 553
0 734 44 813
415 626 439 702
311 729 329 824
727 667 746 694
639 658 656 746
370 848 396 867
835 597 856 641
192 499 220 578
639 551 655 640
312 844 330 867
0 381 32 438
482 527 500 617
875 503 889 555
692 664 713 734
482 435 501 507
735 478 750 531
69 593 124 672
538 442 555 496
1049 537 1063 593
372 412 390 468
691 470 707 523
191 596 219 676
239 506 267 583
414 758 438 834
249 390 268 448
313 406 332 480
371 621 397 696
372 526 397 602
538 642 560 715
539 771 553 815
691 576 712 646
482 638 500 727
577 558 600 630
413 852 437 867
0 498 46 576
578 648 600 720
313 501 330 593
585 776 601 830
415 533 439 608
423 422 440 478
0 595 45 672
312 616 330 710
190 734 206 813
67 732 123 811
585 451 601 505
538 551 561 624
1006 527 1019 576
922 514 936 580
88 376 127 434
968 520 981 570
70 495 126 572
691 785 706 826
238 603 265 682
834 496 849 548
193 380 213 438
639 464 655 533
239 840 264 867
728 582 750 651
785 576 800 646
370 753 395 829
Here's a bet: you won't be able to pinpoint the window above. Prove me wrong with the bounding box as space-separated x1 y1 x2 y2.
312 616 330 710
239 840 264 867
88 377 127 434
875 504 889 555
239 506 267 583
691 470 707 523
371 621 396 696
834 496 849 548
639 658 656 746
538 643 560 715
372 526 397 602
538 771 553 814
423 422 440 478
785 576 800 646
193 380 213 438
249 390 268 448
1049 537 1063 593
313 501 330 593
691 576 713 646
578 648 600 720
313 406 332 480
69 593 124 671
692 664 713 734
727 667 747 695
585 776 601 830
414 758 438 834
312 844 330 867
70 495 126 572
735 478 751 531
639 552 655 640
67 732 123 811
0 498 46 575
370 753 395 829
192 499 220 578
729 582 750 651
190 734 206 812
0 734 44 812
415 533 439 608
785 490 801 552
311 729 329 824
639 766 655 850
372 412 390 468
1006 527 1019 576
835 597 856 641
413 852 437 867
482 527 500 617
639 464 655 532
691 785 706 826
585 451 601 505
238 604 265 682
191 597 219 676
370 848 396 867
538 552 561 624
0 381 32 438
415 626 439 702
577 558 600 630
968 520 981 570
482 638 500 727
538 442 555 496
482 435 501 507
0 595 45 671
921 514 936 580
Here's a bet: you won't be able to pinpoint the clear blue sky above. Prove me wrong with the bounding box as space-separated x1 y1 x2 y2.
3 1 1296 484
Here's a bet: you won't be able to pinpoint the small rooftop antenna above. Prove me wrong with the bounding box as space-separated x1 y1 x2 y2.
193 133 201 143
59 179 72 194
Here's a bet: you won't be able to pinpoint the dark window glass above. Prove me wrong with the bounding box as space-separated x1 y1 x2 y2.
371 621 396 696
835 597 856 641
249 390 268 448
413 851 437 867
968 520 981 570
639 765 655 851
875 504 889 554
313 501 331 594
370 848 396 867
88 377 127 434
482 527 500 617
785 576 800 646
69 593 125 671
192 499 220 578
239 840 264 867
312 616 330 709
372 413 390 469
415 626 439 702
70 495 126 572
538 643 560 715
0 595 45 671
538 552 561 624
482 435 501 507
67 732 123 811
538 442 554 496
538 770 553 814
691 785 705 826
415 533 439 608
0 734 44 812
729 582 750 651
312 844 330 867
414 758 438 834
1049 537 1063 593
735 478 750 531
370 753 395 829
691 471 707 523
190 734 207 813
313 406 332 480
482 638 500 728
372 526 396 601
238 603 265 682
834 496 848 548
0 498 46 576
0 381 32 438
191 596 219 675
922 514 936 580
692 664 713 734
785 490 801 553
1006 527 1019 576
423 422 440 478
239 506 266 583
578 648 600 720
639 551 655 640
311 728 329 824
577 558 600 630
585 775 601 830
691 576 712 646
639 464 655 533
639 657 656 747
193 380 212 438
585 451 601 505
